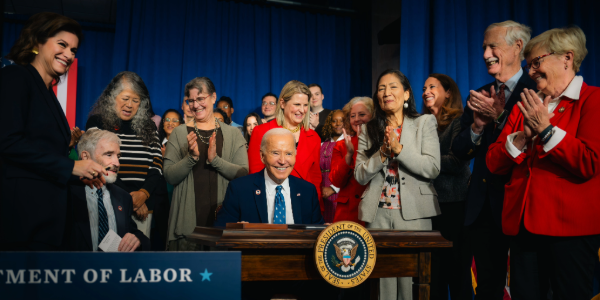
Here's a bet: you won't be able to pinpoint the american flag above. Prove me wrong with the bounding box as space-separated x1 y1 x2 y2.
52 59 78 128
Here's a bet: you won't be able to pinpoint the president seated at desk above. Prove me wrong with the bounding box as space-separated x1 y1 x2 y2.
215 128 324 226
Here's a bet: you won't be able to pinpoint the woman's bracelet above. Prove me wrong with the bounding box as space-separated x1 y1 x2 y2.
540 125 554 144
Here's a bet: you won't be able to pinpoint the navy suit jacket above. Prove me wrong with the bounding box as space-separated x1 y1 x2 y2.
452 69 537 227
214 170 324 226
0 64 75 249
65 183 150 251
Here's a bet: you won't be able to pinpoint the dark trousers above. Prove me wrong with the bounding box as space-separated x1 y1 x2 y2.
510 226 600 300
467 200 509 300
431 201 472 300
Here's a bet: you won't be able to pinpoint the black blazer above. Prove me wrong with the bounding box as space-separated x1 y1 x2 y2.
0 64 75 249
451 69 537 227
65 183 150 251
214 170 324 226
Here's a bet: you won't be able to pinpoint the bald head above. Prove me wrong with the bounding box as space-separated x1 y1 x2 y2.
260 128 296 185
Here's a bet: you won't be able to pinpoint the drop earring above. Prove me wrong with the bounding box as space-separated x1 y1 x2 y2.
565 63 568 70
403 102 409 109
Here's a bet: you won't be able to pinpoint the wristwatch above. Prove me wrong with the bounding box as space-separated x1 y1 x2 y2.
494 109 507 124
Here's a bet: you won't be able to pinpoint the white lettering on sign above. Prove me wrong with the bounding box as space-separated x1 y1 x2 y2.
120 269 132 283
28 270 41 284
100 269 112 283
44 270 59 284
83 269 98 283
6 270 25 284
133 269 147 283
149 269 161 282
163 269 176 283
62 270 76 283
179 269 192 282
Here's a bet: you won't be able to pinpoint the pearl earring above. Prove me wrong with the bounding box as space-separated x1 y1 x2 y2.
403 102 409 109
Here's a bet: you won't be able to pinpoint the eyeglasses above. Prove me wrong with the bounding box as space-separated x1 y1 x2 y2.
526 52 555 70
262 101 276 107
185 96 210 106
164 118 180 123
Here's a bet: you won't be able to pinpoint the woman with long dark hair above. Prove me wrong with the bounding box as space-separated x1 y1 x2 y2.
355 69 441 299
242 112 263 145
0 12 106 250
422 74 471 300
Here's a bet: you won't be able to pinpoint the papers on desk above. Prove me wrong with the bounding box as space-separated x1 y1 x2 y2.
99 229 121 252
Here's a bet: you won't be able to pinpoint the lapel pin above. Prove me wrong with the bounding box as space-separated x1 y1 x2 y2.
256 190 261 195
558 107 565 113
118 206 122 211
297 193 301 196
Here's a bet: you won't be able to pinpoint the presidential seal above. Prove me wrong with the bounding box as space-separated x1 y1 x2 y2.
314 221 376 288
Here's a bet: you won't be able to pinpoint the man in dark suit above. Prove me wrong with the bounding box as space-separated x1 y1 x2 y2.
215 128 324 226
65 130 149 251
451 21 537 299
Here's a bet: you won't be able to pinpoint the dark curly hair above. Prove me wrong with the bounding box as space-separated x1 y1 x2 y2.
321 110 344 140
7 12 83 83
89 71 157 146
365 69 421 158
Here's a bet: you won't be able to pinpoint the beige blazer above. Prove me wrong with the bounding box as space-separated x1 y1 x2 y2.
354 114 441 223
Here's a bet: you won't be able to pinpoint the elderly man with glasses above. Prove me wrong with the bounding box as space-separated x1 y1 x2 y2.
451 20 538 299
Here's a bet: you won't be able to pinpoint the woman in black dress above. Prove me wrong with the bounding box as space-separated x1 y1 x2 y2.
0 12 106 250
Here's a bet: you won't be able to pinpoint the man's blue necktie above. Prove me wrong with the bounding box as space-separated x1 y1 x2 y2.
273 185 286 224
97 188 109 247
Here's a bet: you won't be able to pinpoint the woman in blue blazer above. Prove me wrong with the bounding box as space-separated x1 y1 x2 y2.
0 13 106 250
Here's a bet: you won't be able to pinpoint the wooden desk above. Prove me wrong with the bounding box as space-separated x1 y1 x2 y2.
187 226 451 300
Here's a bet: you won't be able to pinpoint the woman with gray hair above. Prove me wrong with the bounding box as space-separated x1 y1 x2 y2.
86 71 164 236
487 26 600 299
164 77 248 251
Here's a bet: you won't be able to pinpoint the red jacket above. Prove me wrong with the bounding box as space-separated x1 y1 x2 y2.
248 120 323 212
486 82 600 237
329 136 366 225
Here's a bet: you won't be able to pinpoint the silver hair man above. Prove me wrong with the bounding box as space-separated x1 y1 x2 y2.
78 129 121 184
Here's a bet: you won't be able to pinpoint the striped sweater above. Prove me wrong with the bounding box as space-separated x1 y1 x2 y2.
86 115 163 210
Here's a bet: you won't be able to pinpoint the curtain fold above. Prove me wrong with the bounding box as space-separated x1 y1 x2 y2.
113 0 370 124
401 0 600 112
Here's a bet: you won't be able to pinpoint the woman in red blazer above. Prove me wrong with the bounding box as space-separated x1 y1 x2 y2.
485 27 600 299
329 97 374 225
248 80 324 212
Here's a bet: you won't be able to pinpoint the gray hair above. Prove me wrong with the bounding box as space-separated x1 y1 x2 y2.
89 71 156 146
77 129 121 159
524 26 588 73
184 77 216 98
485 20 532 60
260 128 296 153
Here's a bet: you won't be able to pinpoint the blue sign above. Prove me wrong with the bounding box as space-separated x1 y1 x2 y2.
0 252 241 300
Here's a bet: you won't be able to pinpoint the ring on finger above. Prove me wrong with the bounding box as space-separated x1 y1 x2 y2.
91 171 96 176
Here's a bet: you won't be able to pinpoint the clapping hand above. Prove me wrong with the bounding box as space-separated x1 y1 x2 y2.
187 131 200 160
309 112 319 129
207 132 217 163
342 128 354 166
468 86 504 120
385 126 402 155
517 89 554 135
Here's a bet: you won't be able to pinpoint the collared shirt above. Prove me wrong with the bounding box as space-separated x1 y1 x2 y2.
471 68 524 144
264 169 295 224
230 120 242 128
505 75 583 157
85 185 118 251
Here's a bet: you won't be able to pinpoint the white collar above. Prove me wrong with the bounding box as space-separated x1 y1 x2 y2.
332 134 345 142
538 75 583 101
264 169 290 194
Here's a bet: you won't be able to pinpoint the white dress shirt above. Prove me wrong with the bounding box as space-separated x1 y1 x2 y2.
85 185 118 251
505 75 583 157
264 170 295 224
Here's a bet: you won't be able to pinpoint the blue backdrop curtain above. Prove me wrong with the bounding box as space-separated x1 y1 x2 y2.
112 0 371 125
2 19 116 129
400 0 600 112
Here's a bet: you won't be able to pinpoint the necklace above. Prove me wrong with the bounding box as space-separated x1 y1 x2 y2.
284 123 301 133
194 117 219 145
